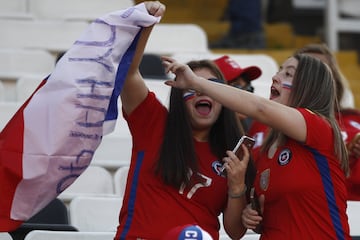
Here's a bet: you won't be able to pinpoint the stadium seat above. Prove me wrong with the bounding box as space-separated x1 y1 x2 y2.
144 79 171 106
24 230 115 240
0 19 89 53
28 0 134 21
0 48 54 80
15 75 44 103
69 196 122 232
0 233 12 240
0 102 21 131
238 234 260 240
0 48 53 101
145 23 210 55
91 135 132 170
9 198 77 240
347 200 360 237
218 213 257 240
171 52 278 99
58 165 115 204
0 0 29 18
113 166 130 197
325 0 360 51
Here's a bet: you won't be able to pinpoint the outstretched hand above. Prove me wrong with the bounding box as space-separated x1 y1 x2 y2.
162 56 202 91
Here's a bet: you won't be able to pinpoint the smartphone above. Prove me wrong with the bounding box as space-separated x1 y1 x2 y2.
250 187 263 233
232 135 255 160
220 136 255 173
250 187 261 212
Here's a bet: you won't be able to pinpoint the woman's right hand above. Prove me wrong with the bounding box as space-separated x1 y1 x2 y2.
162 56 203 92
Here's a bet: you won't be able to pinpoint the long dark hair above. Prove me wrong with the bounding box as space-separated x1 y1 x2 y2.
262 54 349 175
156 59 256 188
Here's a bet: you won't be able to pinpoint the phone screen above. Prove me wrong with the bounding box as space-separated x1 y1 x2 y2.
219 136 255 174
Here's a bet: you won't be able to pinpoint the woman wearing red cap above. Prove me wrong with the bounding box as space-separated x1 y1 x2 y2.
214 55 262 132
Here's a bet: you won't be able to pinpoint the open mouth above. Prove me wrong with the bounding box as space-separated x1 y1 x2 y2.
270 86 280 99
195 100 212 115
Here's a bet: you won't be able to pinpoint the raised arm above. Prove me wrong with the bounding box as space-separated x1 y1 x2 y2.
121 1 166 115
163 56 307 142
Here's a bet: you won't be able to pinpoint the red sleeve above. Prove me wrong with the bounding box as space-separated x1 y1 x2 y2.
123 91 167 149
297 108 333 150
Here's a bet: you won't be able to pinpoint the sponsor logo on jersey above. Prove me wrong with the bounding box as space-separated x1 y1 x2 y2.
350 120 360 130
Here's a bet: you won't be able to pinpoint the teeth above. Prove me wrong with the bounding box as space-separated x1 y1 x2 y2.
271 88 279 96
196 100 211 107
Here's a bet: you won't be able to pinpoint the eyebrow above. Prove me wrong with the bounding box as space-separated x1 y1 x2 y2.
279 65 297 71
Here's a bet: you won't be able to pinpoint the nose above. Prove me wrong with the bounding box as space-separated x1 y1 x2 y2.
272 73 280 84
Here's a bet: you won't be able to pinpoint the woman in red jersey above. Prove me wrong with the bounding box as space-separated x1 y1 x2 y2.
115 1 256 239
295 43 360 201
163 53 351 239
249 43 360 201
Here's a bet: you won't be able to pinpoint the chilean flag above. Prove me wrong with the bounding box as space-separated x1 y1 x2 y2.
0 3 160 231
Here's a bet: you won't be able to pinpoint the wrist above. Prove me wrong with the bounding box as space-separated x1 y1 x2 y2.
228 184 247 199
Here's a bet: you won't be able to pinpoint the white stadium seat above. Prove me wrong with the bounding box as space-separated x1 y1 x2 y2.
0 102 21 131
347 200 360 236
91 135 132 170
0 0 28 17
0 48 54 80
0 232 12 240
145 24 210 55
0 48 54 101
24 230 115 240
113 166 130 197
28 0 134 21
58 165 115 204
15 75 44 103
0 19 89 53
69 196 122 232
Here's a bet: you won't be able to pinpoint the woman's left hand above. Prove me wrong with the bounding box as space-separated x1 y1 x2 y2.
223 144 250 195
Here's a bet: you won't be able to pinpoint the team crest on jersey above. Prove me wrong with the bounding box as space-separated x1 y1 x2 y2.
278 148 292 166
260 169 270 191
350 120 360 130
212 161 226 178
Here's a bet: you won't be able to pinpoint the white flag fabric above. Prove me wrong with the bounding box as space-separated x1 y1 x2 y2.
0 3 159 231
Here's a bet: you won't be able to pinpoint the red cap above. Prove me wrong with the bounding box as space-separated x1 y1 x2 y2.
214 55 262 83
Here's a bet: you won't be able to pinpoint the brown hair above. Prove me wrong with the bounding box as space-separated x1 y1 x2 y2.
295 43 349 111
262 54 349 175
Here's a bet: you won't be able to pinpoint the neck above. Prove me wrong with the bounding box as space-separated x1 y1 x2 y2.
192 129 209 142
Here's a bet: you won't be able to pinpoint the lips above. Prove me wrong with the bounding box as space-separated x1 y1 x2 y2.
270 86 280 99
195 99 212 115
